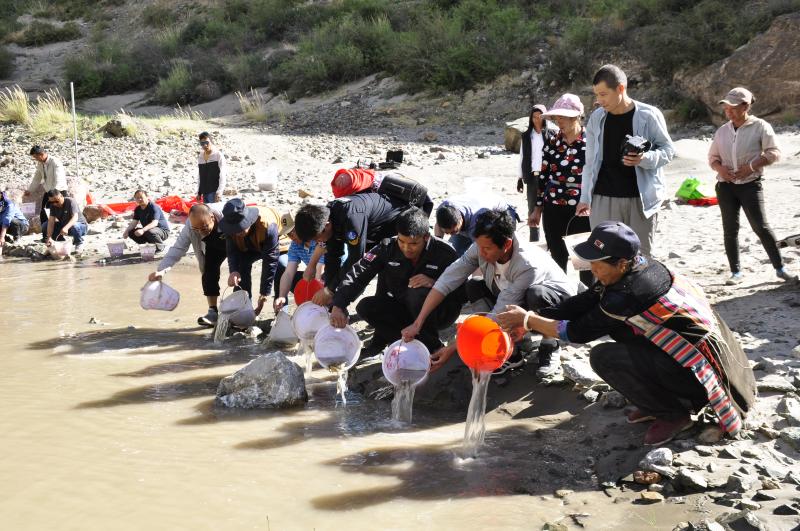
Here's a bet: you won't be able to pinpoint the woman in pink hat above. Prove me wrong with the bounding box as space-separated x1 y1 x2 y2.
535 93 592 286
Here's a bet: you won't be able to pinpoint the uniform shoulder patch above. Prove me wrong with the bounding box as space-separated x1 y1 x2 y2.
346 230 358 241
363 252 376 262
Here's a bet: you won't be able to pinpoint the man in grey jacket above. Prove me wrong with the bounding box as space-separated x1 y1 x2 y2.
148 203 227 327
401 209 577 377
575 64 675 257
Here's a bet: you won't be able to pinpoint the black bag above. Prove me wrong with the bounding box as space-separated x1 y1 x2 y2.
376 172 428 209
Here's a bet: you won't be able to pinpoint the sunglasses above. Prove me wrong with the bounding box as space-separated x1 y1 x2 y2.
199 141 210 146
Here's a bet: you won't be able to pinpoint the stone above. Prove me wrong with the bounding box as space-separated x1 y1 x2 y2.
694 521 725 531
773 504 799 515
757 425 780 440
671 523 691 531
777 395 800 426
83 205 110 223
696 425 725 443
638 491 664 504
694 445 716 456
215 352 308 409
716 510 765 530
503 116 528 153
779 427 800 450
542 523 567 531
600 390 627 409
726 474 756 493
420 131 438 143
718 447 741 459
677 13 800 125
581 389 599 403
756 374 796 393
640 448 673 470
792 345 800 359
554 489 573 498
676 469 708 491
739 500 761 511
755 462 789 481
648 483 664 492
562 359 603 387
634 470 662 485
100 118 136 138
753 490 777 501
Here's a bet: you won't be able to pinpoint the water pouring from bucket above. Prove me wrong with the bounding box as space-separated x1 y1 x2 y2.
215 286 256 343
291 302 330 373
314 324 361 405
456 314 512 457
382 339 430 424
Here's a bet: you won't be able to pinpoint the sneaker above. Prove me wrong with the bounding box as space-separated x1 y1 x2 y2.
725 272 743 285
155 244 165 253
625 408 657 424
536 340 561 378
197 308 218 327
74 244 85 254
644 416 694 446
776 268 798 282
493 355 525 375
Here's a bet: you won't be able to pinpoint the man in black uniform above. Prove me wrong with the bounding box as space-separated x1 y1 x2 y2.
329 207 464 355
293 190 433 307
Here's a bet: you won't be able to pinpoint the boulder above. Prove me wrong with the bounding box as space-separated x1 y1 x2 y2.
777 395 800 426
600 390 627 409
716 510 766 530
83 204 110 223
675 469 708 491
100 118 136 138
756 374 796 393
639 448 673 471
676 13 800 125
215 351 307 408
779 427 800 450
504 116 528 153
562 359 603 387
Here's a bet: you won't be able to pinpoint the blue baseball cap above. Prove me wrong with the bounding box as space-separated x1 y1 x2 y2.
573 221 640 261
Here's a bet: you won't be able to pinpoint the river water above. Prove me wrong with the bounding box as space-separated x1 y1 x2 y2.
1 260 693 530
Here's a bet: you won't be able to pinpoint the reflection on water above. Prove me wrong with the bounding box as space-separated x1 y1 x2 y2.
0 261 685 530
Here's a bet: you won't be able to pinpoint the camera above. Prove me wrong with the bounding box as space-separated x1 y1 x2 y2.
620 135 652 159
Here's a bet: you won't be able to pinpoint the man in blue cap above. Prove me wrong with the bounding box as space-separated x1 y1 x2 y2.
219 198 282 317
497 221 756 446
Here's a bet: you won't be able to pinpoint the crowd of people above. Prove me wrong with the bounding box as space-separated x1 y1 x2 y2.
2 63 791 446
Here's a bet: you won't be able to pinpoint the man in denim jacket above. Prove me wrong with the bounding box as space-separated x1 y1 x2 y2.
576 64 675 257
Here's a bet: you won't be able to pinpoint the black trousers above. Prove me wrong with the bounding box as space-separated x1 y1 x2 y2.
589 338 708 419
542 202 593 286
6 218 29 240
201 233 227 298
128 227 170 247
356 285 465 352
465 278 568 314
525 172 541 242
39 189 69 224
716 179 783 272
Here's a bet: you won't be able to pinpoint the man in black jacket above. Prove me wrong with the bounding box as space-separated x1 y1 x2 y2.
329 207 464 356
293 190 433 307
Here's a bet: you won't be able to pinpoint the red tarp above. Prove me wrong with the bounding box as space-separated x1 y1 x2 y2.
100 195 201 216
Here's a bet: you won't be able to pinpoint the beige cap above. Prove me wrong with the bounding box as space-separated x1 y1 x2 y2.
278 212 294 236
719 87 754 106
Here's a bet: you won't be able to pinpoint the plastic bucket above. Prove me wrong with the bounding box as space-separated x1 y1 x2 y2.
140 280 180 311
455 314 512 372
256 167 279 191
291 302 330 341
219 289 256 328
382 339 431 386
49 240 73 259
107 240 125 258
267 307 299 347
293 278 324 306
564 232 592 271
313 324 361 370
21 202 36 217
140 244 156 262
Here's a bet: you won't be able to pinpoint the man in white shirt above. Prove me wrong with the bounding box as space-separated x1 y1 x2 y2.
24 145 68 226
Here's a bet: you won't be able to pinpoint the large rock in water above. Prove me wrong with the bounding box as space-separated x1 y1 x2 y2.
504 116 529 153
216 351 307 408
676 13 800 125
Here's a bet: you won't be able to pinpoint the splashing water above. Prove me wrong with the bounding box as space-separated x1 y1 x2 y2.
328 364 349 406
391 379 416 423
299 339 314 373
462 370 492 458
213 312 231 344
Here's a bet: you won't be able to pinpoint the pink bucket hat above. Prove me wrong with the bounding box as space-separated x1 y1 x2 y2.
542 93 584 118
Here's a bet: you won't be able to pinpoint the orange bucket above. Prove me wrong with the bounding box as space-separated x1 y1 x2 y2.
293 278 324 305
456 314 513 372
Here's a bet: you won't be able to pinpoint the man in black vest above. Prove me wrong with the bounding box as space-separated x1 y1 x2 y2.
196 132 226 204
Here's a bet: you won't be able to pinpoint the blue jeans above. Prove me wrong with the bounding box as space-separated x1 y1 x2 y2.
43 219 87 245
449 233 473 257
201 192 216 203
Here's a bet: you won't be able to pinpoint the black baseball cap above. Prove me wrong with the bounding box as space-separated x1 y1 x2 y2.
220 198 259 235
573 221 640 261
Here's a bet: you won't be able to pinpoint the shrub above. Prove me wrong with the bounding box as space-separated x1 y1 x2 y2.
155 62 194 104
0 45 14 78
30 89 72 138
142 3 176 28
227 53 270 91
13 21 82 47
0 85 30 124
236 89 268 122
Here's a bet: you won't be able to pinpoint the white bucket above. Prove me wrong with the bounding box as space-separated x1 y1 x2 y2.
256 167 279 192
267 307 299 347
219 289 256 328
382 339 431 387
140 244 156 261
313 324 362 370
107 240 125 258
49 240 73 259
21 202 36 217
564 232 592 271
292 302 329 341
140 280 180 311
